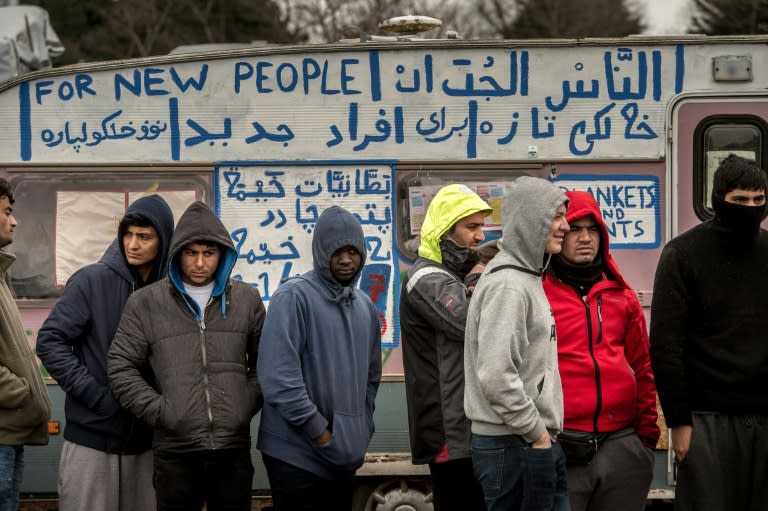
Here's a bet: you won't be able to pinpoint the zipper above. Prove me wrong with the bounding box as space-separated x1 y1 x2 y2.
582 294 603 433
596 296 603 344
198 311 215 449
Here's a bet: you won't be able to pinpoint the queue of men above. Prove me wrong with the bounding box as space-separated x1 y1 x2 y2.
0 153 766 511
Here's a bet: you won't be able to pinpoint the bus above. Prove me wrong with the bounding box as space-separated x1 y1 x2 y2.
3 32 767 509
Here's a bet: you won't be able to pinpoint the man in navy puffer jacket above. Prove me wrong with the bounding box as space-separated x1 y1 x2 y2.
37 194 174 511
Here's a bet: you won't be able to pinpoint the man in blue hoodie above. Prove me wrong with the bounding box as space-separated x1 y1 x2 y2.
37 194 174 511
257 205 382 511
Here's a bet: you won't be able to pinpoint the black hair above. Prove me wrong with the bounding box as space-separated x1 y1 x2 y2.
712 154 768 201
118 212 153 239
0 178 14 205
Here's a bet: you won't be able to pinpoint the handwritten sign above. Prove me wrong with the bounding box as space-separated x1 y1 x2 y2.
553 175 661 248
0 44 706 163
214 161 399 349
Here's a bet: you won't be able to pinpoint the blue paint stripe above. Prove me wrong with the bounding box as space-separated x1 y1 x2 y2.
369 50 381 102
169 97 180 161
675 45 685 94
19 82 32 161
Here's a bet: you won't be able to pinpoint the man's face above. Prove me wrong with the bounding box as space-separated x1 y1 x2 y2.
545 204 570 255
123 225 160 269
0 196 17 249
330 245 362 285
447 212 486 249
180 243 221 287
560 216 601 265
724 187 767 206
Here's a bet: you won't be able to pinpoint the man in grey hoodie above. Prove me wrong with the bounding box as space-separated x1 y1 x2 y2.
464 176 570 511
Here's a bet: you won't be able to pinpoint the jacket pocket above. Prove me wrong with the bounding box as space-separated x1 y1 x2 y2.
311 411 369 470
12 383 49 428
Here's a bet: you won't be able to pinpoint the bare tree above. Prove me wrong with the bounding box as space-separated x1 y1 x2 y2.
30 0 305 63
280 0 473 42
476 0 518 38
509 0 644 38
691 0 768 34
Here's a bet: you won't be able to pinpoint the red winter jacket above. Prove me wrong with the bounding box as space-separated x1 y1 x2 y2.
543 191 659 447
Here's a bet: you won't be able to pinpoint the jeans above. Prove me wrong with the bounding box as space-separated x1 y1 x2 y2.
0 445 23 511
472 434 570 511
262 453 354 511
153 448 254 511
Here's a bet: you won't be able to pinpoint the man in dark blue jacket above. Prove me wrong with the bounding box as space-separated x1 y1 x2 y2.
37 194 174 511
257 206 382 511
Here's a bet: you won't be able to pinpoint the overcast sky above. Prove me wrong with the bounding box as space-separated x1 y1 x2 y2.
642 0 693 34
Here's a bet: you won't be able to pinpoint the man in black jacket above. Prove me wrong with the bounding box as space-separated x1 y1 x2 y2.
650 154 768 511
109 201 265 511
400 184 491 511
37 194 174 511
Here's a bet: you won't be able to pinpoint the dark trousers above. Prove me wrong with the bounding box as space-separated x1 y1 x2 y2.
153 448 254 511
675 412 768 511
262 452 354 511
566 429 654 511
429 457 486 511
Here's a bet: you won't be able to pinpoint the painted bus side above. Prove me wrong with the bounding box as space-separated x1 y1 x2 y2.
3 35 768 508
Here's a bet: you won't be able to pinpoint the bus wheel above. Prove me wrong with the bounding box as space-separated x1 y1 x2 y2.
363 478 433 511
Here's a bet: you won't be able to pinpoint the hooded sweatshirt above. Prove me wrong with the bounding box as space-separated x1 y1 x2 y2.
257 206 382 481
464 176 566 443
108 201 265 452
544 191 659 447
37 194 174 453
400 184 492 463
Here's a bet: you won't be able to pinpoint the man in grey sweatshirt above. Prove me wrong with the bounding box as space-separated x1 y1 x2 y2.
464 176 570 511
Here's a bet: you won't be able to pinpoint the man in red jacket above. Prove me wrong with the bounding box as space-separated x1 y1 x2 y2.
543 190 659 511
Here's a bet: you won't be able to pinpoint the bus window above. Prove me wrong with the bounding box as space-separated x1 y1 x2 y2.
693 115 768 219
6 170 208 299
395 164 536 261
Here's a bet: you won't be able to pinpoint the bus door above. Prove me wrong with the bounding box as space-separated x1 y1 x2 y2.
671 95 768 237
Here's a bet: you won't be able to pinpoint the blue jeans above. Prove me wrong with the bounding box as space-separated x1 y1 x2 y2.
471 434 570 511
0 445 23 511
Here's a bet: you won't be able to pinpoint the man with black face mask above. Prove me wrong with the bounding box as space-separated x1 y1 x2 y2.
400 184 492 511
650 154 768 511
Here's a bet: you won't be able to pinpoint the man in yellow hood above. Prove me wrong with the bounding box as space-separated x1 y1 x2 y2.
400 184 492 511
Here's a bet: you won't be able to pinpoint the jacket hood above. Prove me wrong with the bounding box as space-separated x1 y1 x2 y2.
498 177 567 273
559 190 629 289
312 206 367 289
167 201 237 301
418 184 492 263
108 194 175 285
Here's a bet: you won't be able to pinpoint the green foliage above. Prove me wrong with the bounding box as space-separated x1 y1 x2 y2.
27 0 306 64
691 0 768 35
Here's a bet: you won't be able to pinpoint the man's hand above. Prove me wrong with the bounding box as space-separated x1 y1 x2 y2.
531 430 552 449
468 262 486 276
315 429 332 446
671 425 693 462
